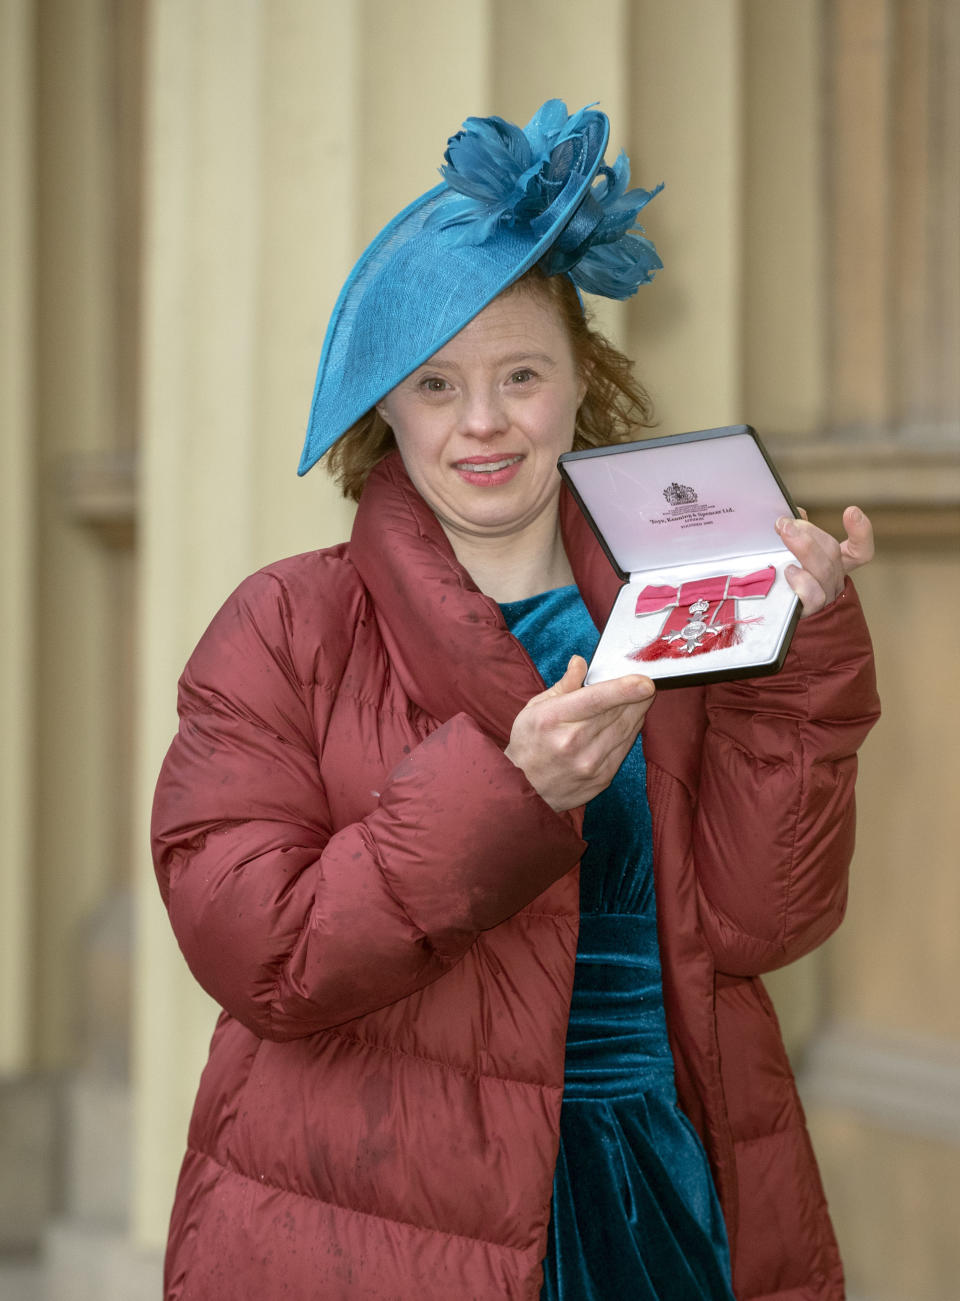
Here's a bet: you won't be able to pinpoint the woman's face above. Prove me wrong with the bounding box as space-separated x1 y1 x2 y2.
377 287 586 553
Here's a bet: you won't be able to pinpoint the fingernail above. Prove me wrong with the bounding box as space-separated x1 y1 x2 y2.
777 516 795 536
849 507 863 524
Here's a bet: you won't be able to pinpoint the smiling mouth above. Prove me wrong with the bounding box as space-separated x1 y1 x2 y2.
453 455 523 474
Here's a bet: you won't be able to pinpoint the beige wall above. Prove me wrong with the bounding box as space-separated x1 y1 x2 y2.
3 1 958 1295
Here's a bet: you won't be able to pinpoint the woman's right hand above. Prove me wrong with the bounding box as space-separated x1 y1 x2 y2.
504 656 656 812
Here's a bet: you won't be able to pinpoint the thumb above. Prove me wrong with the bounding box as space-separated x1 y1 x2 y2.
839 505 875 571
545 654 588 697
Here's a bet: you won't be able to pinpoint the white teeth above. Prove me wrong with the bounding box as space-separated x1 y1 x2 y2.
457 457 520 473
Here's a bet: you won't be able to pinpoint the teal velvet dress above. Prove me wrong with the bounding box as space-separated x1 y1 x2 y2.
499 586 736 1301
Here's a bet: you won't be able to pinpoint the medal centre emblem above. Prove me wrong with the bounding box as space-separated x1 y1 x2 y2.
664 598 719 653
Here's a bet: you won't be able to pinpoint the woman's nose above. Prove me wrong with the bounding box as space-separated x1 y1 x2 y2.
459 387 507 439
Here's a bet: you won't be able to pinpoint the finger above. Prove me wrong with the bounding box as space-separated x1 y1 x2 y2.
542 655 588 698
838 506 875 572
796 506 809 521
783 562 829 617
546 671 656 724
600 695 656 753
776 515 839 565
578 687 656 747
776 516 844 603
523 655 587 709
546 696 653 794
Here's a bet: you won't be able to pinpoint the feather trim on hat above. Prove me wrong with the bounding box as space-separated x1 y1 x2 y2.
432 100 663 300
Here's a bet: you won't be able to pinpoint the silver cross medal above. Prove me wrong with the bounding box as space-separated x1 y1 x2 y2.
664 598 720 654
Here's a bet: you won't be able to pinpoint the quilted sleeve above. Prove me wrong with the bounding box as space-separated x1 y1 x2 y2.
693 578 880 975
151 569 585 1041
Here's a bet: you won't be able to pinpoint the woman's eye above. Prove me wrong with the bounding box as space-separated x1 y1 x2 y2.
419 377 449 394
509 369 535 385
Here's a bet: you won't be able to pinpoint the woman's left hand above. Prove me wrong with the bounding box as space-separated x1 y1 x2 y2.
776 505 874 617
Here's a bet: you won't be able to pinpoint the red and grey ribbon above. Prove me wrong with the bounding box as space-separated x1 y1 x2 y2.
629 564 776 662
634 565 777 616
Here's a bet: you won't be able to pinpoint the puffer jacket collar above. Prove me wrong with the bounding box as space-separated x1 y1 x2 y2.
349 453 702 794
349 452 622 745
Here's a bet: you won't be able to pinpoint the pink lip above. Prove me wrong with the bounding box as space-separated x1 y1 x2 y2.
452 454 525 487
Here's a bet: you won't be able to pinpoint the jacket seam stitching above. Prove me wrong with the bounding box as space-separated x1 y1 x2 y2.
646 763 673 865
188 1145 533 1258
266 830 455 1032
267 566 429 727
779 710 808 949
695 724 809 953
174 1153 232 1287
360 820 464 962
178 699 314 755
324 1027 561 1092
740 1287 826 1301
733 1123 807 1149
702 902 787 949
316 676 435 723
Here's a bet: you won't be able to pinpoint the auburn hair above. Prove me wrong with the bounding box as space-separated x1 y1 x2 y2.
324 266 655 501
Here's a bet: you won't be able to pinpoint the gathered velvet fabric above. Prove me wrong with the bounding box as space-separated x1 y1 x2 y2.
500 587 734 1301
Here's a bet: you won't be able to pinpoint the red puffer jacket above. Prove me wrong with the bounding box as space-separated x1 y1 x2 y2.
152 453 879 1300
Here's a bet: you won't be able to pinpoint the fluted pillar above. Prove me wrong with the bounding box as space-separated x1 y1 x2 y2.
0 0 36 1078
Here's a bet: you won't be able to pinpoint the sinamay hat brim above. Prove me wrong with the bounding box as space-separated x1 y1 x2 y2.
298 110 612 476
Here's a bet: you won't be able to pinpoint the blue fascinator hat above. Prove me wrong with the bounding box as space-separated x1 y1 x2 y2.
299 99 662 475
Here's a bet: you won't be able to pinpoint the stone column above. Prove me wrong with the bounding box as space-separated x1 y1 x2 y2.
134 0 270 1246
491 0 632 346
628 0 745 432
0 0 36 1081
742 0 826 438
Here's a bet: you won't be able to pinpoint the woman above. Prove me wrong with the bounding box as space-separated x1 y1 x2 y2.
153 102 879 1300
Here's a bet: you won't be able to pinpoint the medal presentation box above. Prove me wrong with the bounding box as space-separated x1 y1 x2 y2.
558 426 803 688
